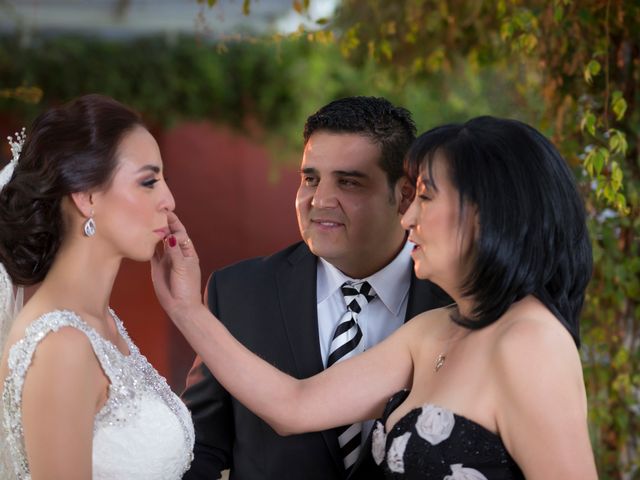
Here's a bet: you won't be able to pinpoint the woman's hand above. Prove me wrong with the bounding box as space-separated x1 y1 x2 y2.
150 211 202 322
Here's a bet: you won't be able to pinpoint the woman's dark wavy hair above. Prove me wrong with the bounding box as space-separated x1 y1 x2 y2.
0 94 142 286
405 116 592 347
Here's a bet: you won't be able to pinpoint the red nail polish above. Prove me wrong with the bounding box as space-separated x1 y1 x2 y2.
168 235 177 248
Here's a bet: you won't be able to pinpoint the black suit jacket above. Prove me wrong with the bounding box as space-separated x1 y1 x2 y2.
181 242 451 480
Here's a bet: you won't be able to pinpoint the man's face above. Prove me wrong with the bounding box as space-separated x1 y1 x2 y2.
295 131 408 278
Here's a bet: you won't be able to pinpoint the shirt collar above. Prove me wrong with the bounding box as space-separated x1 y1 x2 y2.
317 240 413 315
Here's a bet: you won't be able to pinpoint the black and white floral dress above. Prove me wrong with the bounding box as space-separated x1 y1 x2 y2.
372 390 524 479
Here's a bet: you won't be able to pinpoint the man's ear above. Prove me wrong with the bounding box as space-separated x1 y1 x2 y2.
70 191 94 218
395 176 415 215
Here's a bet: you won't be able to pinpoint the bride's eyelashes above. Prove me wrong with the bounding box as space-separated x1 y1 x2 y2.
141 178 160 188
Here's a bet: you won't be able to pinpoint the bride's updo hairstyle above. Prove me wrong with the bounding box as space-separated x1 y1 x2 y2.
405 116 592 347
0 94 142 286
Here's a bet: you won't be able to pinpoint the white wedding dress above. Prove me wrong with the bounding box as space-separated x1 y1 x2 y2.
0 309 194 479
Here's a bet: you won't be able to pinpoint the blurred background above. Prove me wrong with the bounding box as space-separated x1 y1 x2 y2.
1 1 638 477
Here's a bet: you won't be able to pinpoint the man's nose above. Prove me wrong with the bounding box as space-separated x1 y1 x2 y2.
310 181 338 209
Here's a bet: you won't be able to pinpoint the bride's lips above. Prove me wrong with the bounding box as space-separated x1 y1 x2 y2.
153 227 170 238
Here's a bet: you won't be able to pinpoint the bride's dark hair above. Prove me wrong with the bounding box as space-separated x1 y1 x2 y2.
0 94 142 286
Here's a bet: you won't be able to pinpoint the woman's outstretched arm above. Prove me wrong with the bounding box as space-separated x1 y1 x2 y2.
151 212 416 435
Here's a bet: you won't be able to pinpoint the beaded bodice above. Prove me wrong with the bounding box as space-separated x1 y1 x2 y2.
0 310 194 479
371 390 524 479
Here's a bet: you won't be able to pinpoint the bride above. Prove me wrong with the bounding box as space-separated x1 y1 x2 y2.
0 94 194 479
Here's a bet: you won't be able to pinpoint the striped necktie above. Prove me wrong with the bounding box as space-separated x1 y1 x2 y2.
327 280 377 472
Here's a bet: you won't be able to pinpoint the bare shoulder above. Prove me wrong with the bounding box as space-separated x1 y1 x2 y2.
32 324 96 363
489 301 596 476
400 306 454 354
21 325 104 393
491 296 581 370
490 296 586 415
20 322 105 406
404 306 452 336
8 304 102 378
10 307 94 360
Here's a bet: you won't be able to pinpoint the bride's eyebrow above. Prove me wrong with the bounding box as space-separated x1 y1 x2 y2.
136 165 161 174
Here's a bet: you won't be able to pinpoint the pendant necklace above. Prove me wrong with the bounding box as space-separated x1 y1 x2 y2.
434 307 472 373
434 352 447 372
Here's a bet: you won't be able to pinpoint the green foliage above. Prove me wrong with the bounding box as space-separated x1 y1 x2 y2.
0 35 351 162
0 32 533 163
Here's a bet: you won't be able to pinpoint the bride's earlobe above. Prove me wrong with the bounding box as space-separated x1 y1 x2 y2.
70 191 93 216
69 192 97 237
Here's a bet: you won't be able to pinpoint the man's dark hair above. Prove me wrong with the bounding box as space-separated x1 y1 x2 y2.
303 96 417 187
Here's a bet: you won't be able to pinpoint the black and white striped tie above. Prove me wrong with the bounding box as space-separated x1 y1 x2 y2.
327 281 377 472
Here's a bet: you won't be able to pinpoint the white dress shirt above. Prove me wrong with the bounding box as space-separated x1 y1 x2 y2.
316 240 414 444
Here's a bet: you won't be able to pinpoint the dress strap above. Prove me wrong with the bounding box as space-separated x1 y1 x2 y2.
1 310 114 479
108 308 138 357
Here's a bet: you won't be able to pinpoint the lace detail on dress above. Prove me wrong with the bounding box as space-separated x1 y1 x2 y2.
1 310 194 480
105 308 195 464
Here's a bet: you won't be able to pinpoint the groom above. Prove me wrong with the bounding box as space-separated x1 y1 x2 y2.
182 96 450 479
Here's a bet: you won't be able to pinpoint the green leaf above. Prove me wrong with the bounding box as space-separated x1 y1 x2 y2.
583 149 594 177
611 162 623 190
207 0 217 6
497 0 507 18
594 149 605 175
580 112 596 136
315 17 329 25
243 0 251 15
604 183 614 202
380 40 392 61
608 129 628 155
612 347 630 369
583 59 601 84
615 193 628 214
426 48 445 72
500 21 514 41
523 33 537 52
611 91 627 120
554 5 564 22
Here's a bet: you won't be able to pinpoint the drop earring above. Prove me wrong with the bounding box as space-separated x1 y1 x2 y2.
83 210 96 237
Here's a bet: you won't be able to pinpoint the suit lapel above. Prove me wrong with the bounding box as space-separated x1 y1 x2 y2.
276 243 344 473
